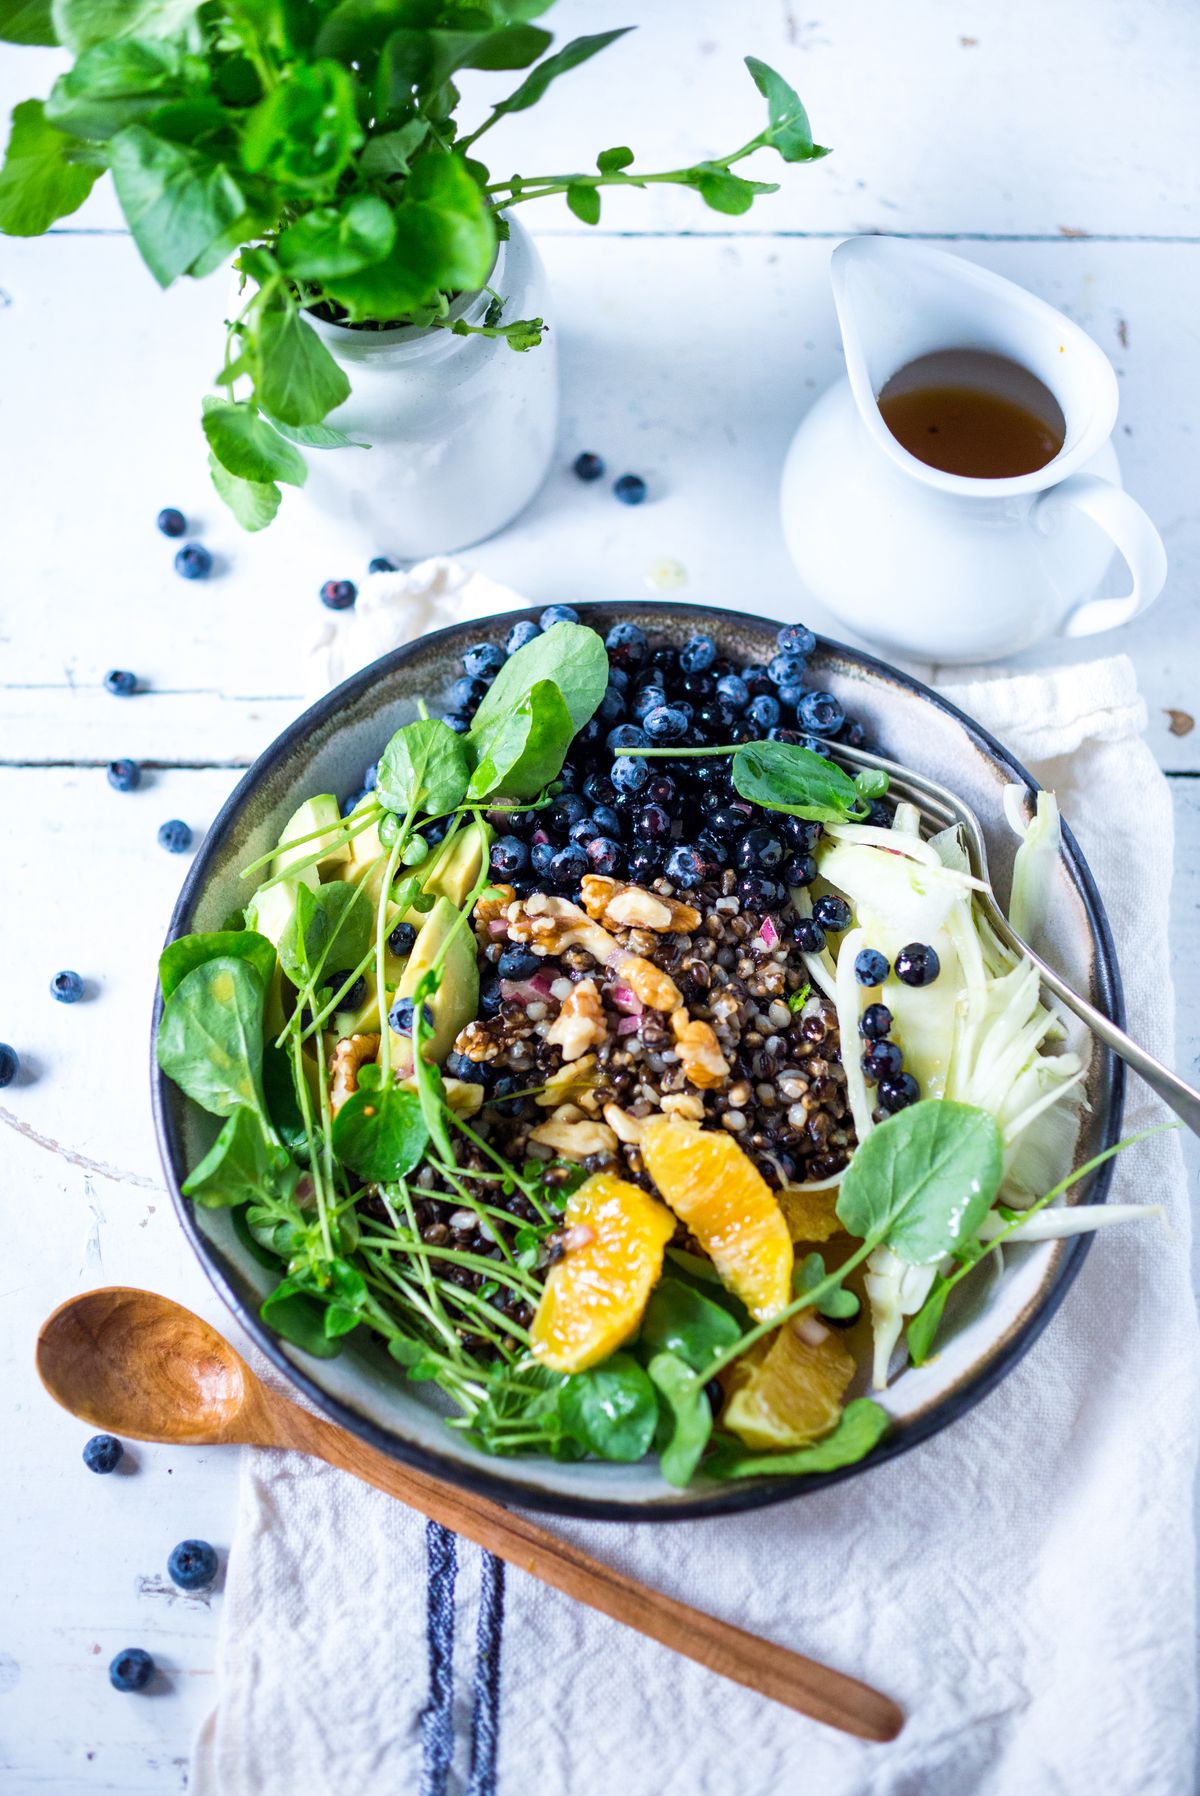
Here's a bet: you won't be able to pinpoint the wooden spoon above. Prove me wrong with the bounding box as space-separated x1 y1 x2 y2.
36 1286 903 1743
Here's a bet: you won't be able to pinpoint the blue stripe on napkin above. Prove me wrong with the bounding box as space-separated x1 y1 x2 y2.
466 1552 507 1796
420 1521 458 1796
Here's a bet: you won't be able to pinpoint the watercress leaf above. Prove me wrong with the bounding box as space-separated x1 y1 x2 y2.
706 1398 889 1480
647 1350 712 1488
387 1333 427 1368
566 182 600 225
51 0 198 53
231 1200 289 1270
276 194 396 280
202 396 308 487
331 1084 429 1182
694 165 777 216
731 738 864 823
793 1253 859 1320
278 879 372 989
744 56 830 164
558 1353 657 1462
209 452 282 531
262 1042 308 1158
854 767 889 800
240 60 361 191
483 28 632 123
156 956 267 1120
328 1257 367 1309
638 1276 741 1373
905 1275 952 1366
360 119 429 179
0 99 100 234
45 37 186 141
377 717 470 816
596 145 632 174
0 0 56 45
109 124 244 287
836 1100 1003 1265
324 1303 362 1338
182 1104 294 1208
466 679 573 802
322 149 494 320
159 927 275 1000
469 621 608 756
264 417 367 450
255 306 351 427
261 1279 343 1358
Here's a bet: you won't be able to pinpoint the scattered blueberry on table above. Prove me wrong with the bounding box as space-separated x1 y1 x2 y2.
167 1539 218 1590
174 542 212 581
50 969 84 1004
83 1433 123 1473
368 556 396 574
573 451 605 481
106 758 141 792
103 669 137 697
109 1648 155 1693
895 942 941 986
156 507 186 538
855 948 890 987
0 1043 18 1087
320 578 357 610
157 819 193 854
613 473 647 505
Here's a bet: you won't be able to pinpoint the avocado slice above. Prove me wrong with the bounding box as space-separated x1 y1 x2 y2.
391 896 479 1070
395 819 492 926
348 793 383 868
247 876 302 949
272 793 348 883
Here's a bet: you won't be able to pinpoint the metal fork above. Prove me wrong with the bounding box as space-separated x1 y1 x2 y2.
826 741 1200 1136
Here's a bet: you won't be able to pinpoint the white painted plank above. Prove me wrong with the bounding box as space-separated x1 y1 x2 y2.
3 0 1197 239
1 233 1197 769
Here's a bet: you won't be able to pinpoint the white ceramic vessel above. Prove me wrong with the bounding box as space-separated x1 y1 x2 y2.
303 217 558 557
780 238 1167 663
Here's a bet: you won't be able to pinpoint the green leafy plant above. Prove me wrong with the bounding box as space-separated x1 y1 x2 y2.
627 735 886 824
0 3 829 528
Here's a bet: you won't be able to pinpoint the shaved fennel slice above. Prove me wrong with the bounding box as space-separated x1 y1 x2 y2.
1004 786 1062 947
864 1247 939 1388
977 1202 1164 1242
833 926 877 1143
787 885 838 999
892 800 923 837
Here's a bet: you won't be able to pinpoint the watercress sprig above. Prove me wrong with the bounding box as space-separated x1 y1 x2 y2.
620 736 885 824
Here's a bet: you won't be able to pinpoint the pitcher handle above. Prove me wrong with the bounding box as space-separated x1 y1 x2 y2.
1035 473 1168 639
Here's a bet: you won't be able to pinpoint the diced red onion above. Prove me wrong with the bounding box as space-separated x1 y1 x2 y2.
487 918 509 938
757 915 780 948
616 1014 641 1036
611 985 642 1014
500 971 555 1007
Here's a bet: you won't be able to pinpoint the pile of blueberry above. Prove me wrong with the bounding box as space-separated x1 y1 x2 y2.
428 607 876 911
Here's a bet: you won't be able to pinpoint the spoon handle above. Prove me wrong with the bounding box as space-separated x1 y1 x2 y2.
268 1401 902 1742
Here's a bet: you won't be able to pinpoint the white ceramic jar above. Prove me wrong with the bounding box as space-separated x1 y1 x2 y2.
302 216 558 557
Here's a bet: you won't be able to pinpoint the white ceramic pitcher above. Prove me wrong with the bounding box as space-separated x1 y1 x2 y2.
779 238 1167 663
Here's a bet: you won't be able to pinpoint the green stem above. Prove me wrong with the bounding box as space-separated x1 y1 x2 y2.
241 803 383 883
701 1238 877 1385
484 136 770 209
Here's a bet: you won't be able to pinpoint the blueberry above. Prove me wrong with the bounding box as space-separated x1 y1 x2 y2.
449 675 487 712
463 641 506 680
491 1074 527 1117
679 634 717 674
362 762 379 792
707 801 753 837
607 666 631 692
368 555 397 574
855 948 890 987
446 1050 488 1085
551 841 589 885
797 690 845 736
506 619 542 654
635 803 672 840
530 839 556 875
613 473 647 505
175 542 212 581
104 669 137 697
540 604 579 628
341 789 366 817
485 803 535 835
811 894 852 932
734 827 784 871
863 1040 904 1082
83 1433 123 1473
643 705 689 744
839 718 868 748
320 578 357 610
768 652 808 687
569 817 600 847
716 673 749 711
590 802 622 836
895 942 941 986
781 815 822 853
586 836 622 876
388 922 416 958
168 1539 218 1591
626 845 662 882
879 1072 921 1113
573 451 605 482
441 712 470 734
109 1649 155 1693
605 621 648 667
782 853 817 888
643 775 677 811
479 978 503 1018
107 758 141 792
611 755 649 795
790 916 826 953
498 946 540 981
606 723 647 755
860 1003 893 1040
51 969 84 1003
582 771 617 807
664 844 705 889
388 997 433 1035
777 683 807 713
557 763 581 791
632 684 668 722
0 1043 18 1088
328 972 367 1010
695 699 734 736
158 818 193 854
546 793 584 834
156 507 186 537
746 693 781 731
597 685 626 725
490 835 529 878
741 663 773 696
737 872 784 909
776 623 817 658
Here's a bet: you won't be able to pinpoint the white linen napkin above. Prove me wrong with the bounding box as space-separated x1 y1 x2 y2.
193 623 1198 1796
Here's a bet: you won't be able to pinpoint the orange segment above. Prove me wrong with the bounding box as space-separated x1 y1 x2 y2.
777 1182 843 1245
640 1115 793 1321
722 1320 855 1450
529 1173 675 1374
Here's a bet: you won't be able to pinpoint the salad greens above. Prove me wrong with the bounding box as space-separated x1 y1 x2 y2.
0 3 829 529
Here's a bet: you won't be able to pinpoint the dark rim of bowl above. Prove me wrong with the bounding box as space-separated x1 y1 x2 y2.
151 601 1126 1521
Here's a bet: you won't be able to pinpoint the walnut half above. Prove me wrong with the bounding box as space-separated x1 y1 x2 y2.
670 1008 731 1090
581 875 700 934
528 1113 618 1160
544 978 606 1062
330 1033 381 1113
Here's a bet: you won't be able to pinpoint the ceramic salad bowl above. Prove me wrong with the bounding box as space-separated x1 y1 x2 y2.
151 602 1124 1520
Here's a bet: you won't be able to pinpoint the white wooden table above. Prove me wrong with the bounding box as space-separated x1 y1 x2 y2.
2 3 1197 1787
